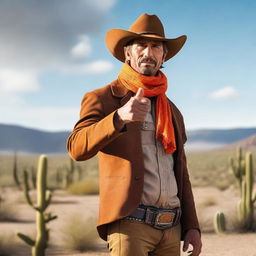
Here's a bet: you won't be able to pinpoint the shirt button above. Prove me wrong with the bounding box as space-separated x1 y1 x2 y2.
142 122 148 130
135 176 141 180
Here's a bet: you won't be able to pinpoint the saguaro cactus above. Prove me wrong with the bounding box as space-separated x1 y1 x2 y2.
13 152 21 190
214 211 226 233
31 166 37 189
17 155 57 256
62 158 76 189
229 147 256 230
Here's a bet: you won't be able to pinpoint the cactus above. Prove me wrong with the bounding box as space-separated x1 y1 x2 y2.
17 155 57 256
31 166 37 189
62 168 69 189
76 165 83 181
229 147 256 230
67 157 75 185
214 211 226 233
13 152 21 190
62 158 76 189
55 167 62 186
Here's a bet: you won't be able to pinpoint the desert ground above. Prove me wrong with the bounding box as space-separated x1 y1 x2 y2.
1 186 256 256
1 150 255 255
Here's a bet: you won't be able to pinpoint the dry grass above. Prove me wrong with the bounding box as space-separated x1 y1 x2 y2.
200 196 217 207
197 214 215 233
0 234 27 256
187 150 237 189
60 213 100 252
188 149 256 189
0 153 98 188
0 203 19 222
1 149 255 191
68 179 99 195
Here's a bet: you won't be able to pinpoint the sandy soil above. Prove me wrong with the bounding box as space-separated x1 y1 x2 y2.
1 186 256 256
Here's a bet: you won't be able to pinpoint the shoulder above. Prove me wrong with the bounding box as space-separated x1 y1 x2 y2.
80 80 121 115
79 80 119 105
84 80 116 99
168 98 184 121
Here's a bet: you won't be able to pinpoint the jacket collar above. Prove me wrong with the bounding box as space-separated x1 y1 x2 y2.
110 79 130 98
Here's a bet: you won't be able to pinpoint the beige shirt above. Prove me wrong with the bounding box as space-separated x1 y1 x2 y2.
140 98 180 209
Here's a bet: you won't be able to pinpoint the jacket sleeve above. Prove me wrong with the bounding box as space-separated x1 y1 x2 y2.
66 91 124 161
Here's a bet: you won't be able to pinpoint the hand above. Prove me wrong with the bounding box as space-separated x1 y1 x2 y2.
183 229 202 256
116 88 150 125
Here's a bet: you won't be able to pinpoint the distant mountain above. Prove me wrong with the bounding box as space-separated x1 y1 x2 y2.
0 123 256 154
186 128 256 152
0 124 70 154
187 128 256 143
224 134 256 151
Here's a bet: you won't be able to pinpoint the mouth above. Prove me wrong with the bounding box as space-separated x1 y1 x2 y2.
140 58 156 66
141 63 155 67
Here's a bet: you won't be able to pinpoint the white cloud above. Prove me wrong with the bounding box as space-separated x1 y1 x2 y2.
0 0 117 132
92 0 117 10
0 92 25 106
0 0 117 70
0 69 40 93
59 60 113 74
83 60 113 73
209 86 239 100
0 105 79 131
71 35 91 59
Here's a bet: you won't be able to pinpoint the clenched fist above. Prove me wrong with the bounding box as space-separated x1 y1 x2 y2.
114 88 150 130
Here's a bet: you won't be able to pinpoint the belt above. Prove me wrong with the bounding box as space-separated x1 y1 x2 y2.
124 204 181 230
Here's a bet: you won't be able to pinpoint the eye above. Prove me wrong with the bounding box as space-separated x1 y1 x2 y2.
152 43 161 48
137 42 146 47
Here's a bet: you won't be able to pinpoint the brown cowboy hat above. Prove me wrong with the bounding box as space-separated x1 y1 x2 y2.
105 13 187 63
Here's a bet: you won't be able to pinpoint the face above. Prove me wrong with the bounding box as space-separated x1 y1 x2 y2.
124 38 166 76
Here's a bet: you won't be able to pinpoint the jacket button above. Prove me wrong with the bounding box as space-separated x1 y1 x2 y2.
135 176 141 180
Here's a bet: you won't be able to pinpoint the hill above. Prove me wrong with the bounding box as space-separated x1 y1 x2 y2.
187 128 256 143
1 123 256 154
0 124 70 154
224 134 256 151
186 128 256 152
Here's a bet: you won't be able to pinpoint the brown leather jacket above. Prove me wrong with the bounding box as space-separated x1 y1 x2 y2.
67 79 200 241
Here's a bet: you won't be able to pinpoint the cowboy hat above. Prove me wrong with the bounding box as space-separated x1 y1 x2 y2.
105 13 187 62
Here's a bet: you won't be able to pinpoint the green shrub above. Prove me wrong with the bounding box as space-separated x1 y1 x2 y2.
68 179 99 195
0 203 19 222
61 213 99 252
0 234 27 255
200 196 217 207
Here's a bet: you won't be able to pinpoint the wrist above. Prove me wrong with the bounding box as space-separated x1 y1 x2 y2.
114 110 126 131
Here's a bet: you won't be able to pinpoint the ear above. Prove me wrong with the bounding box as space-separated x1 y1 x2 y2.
124 46 131 62
162 51 167 63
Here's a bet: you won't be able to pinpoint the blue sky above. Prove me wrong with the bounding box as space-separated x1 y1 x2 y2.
0 0 255 131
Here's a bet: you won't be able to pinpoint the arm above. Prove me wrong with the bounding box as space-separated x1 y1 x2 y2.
180 117 202 255
66 91 124 161
67 88 149 161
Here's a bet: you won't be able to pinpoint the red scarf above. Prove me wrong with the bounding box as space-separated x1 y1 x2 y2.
118 63 176 154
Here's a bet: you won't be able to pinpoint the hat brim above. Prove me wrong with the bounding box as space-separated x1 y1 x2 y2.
105 29 187 62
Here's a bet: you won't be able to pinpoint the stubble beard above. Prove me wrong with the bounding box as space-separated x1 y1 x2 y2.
140 65 157 76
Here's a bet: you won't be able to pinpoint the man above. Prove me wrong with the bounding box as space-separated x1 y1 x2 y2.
67 13 202 256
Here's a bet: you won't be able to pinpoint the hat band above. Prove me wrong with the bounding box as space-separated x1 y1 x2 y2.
136 31 164 37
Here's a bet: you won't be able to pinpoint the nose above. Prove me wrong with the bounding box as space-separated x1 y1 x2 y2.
143 45 153 57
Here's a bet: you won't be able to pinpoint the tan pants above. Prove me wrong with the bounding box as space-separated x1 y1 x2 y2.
107 219 181 256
